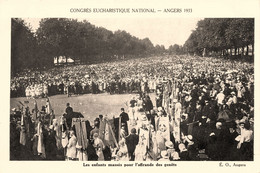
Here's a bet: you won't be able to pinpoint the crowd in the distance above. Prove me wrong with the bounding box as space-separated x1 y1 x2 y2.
10 55 254 161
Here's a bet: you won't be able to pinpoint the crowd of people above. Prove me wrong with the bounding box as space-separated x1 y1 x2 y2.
10 55 254 161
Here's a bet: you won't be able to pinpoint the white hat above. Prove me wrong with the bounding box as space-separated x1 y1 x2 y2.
216 122 222 127
141 115 148 121
178 143 187 152
161 150 169 158
187 135 193 141
165 141 174 149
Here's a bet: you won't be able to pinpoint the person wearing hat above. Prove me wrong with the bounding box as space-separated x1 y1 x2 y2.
178 143 189 160
125 128 139 161
165 141 180 160
158 150 170 161
185 135 199 160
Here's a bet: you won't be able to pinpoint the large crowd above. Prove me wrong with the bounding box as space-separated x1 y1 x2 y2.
10 55 254 161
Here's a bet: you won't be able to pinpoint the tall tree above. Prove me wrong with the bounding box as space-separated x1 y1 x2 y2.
11 18 37 75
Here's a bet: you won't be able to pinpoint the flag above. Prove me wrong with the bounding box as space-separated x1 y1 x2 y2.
99 120 106 141
104 119 118 148
72 118 88 150
139 128 150 148
80 120 88 150
19 112 26 146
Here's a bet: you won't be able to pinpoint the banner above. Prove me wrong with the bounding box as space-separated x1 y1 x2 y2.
99 120 106 140
156 116 170 141
103 120 118 148
139 128 150 148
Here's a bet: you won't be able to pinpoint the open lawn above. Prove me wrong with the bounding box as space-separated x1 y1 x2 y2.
10 93 156 124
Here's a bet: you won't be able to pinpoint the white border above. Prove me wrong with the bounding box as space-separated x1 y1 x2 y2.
0 0 259 173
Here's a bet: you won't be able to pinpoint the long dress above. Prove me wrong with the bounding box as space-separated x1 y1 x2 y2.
134 143 147 161
94 138 105 161
37 122 46 158
67 135 77 159
117 145 129 161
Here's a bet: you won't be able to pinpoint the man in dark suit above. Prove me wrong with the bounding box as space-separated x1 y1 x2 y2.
125 128 139 161
65 103 73 115
65 103 73 128
119 108 129 135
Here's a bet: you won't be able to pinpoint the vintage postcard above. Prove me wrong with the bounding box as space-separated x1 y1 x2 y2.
0 0 259 173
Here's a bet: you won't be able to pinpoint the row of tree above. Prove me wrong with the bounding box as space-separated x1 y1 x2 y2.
183 18 254 57
11 18 254 74
11 18 164 74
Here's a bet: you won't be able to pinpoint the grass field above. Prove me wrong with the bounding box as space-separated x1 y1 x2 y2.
10 93 156 124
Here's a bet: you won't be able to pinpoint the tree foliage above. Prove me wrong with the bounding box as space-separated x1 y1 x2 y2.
11 18 37 74
35 18 156 64
12 18 157 72
183 18 254 56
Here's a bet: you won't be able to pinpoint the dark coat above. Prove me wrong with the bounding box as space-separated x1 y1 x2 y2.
125 134 139 153
120 112 129 124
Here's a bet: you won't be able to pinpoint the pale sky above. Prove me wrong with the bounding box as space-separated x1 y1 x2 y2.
23 18 202 48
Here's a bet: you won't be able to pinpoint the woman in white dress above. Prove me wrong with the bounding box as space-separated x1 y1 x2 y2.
117 139 129 161
93 133 105 161
134 141 147 161
67 131 77 160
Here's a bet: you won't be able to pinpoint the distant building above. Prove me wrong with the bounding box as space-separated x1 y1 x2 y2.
54 56 75 65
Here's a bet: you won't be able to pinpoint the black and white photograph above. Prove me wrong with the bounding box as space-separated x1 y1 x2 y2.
9 17 254 161
0 1 260 173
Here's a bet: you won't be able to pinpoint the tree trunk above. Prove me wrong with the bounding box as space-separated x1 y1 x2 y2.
242 46 244 56
235 48 237 55
252 44 254 56
246 45 249 56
